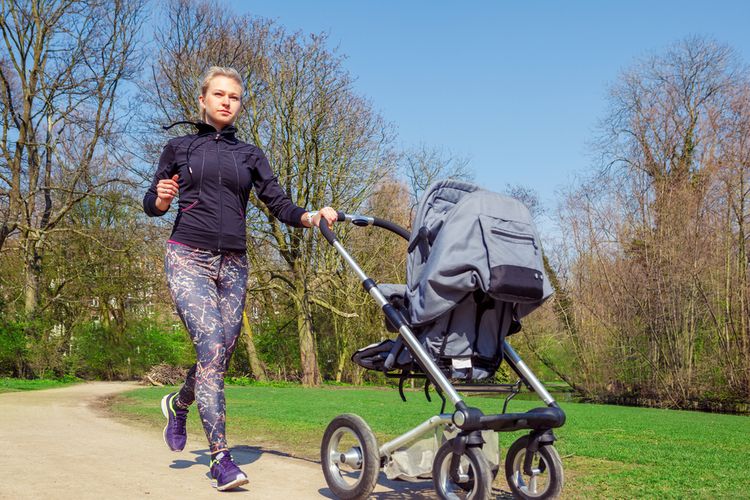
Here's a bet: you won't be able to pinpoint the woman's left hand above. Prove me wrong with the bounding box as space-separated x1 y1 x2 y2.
315 207 339 227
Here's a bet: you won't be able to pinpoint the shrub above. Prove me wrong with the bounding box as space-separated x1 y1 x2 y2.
0 320 27 377
71 318 192 380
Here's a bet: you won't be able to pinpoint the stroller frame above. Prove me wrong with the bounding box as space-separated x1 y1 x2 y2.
318 212 566 500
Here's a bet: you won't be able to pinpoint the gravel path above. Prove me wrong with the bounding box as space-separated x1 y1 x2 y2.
0 382 438 499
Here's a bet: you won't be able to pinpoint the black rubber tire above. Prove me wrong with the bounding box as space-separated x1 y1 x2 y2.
504 435 564 499
432 439 493 499
320 414 380 500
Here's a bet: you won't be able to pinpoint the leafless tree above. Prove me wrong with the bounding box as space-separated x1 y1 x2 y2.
556 36 750 404
402 145 472 211
0 0 146 315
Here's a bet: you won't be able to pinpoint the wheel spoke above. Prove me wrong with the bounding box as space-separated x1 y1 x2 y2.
325 427 364 487
529 474 538 493
515 470 524 487
330 450 339 462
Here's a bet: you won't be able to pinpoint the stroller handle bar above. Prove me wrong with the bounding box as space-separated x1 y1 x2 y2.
317 212 411 245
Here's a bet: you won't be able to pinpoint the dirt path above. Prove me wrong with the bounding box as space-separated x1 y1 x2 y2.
0 382 438 499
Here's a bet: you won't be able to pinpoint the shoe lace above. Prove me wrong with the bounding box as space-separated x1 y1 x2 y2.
171 403 188 432
175 411 187 431
212 453 236 471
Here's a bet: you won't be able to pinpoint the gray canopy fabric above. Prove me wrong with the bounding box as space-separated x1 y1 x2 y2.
405 179 553 326
354 179 554 380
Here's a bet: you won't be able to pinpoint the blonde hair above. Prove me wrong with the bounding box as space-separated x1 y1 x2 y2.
199 66 244 122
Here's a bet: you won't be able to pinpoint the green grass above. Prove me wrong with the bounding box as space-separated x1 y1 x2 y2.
0 377 80 393
112 384 749 499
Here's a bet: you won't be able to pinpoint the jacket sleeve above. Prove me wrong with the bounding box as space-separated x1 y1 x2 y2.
250 148 307 227
143 143 176 217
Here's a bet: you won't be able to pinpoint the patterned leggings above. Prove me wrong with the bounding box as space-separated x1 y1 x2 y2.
164 242 248 453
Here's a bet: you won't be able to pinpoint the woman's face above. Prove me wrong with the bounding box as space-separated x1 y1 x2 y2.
199 75 242 129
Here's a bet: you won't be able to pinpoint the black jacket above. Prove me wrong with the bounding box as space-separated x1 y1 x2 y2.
143 122 306 251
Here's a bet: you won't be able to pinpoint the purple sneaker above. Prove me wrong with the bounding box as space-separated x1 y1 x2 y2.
210 451 249 491
160 392 188 452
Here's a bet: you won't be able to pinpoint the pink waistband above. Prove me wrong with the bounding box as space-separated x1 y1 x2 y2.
167 239 194 248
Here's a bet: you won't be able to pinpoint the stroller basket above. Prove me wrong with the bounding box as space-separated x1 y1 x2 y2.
317 180 566 500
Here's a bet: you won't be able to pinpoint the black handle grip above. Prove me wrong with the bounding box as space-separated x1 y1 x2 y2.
373 217 410 241
319 218 335 245
318 211 346 245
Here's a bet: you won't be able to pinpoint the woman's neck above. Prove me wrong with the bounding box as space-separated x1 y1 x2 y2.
205 117 230 131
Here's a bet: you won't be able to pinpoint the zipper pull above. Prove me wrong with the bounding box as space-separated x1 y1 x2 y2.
215 133 220 141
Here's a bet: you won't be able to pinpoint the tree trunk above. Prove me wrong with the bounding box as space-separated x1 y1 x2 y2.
295 278 320 386
242 311 268 382
541 255 592 382
23 237 42 316
333 316 346 383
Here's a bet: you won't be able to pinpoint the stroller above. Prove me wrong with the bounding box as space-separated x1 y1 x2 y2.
318 180 566 499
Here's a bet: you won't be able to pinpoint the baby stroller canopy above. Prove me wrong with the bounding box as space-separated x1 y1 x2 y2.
355 179 553 380
407 179 552 325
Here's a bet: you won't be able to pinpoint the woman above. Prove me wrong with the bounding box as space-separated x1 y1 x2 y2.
143 66 337 491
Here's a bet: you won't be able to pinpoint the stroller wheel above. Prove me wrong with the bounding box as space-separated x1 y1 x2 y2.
321 414 380 499
432 439 493 500
505 435 564 499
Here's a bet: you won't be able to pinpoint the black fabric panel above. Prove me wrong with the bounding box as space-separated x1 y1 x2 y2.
489 265 544 300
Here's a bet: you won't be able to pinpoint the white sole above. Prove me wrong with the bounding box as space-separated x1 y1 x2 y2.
160 394 170 419
216 475 249 491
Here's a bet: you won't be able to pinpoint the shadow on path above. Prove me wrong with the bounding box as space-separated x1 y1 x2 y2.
168 442 314 469
317 472 516 499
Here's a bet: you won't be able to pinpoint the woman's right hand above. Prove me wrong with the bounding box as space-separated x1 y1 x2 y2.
155 175 179 211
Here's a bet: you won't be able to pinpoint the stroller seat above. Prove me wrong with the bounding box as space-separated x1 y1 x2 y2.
353 285 522 380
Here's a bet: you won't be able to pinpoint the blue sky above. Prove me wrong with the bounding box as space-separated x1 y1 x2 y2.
240 1 750 211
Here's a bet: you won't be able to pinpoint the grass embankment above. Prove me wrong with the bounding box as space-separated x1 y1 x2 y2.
113 383 749 499
0 377 79 394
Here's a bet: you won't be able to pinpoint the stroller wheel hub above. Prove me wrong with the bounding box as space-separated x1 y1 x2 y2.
336 447 363 469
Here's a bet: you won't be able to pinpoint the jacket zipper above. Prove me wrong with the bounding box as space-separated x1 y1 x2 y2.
216 133 223 251
490 228 537 249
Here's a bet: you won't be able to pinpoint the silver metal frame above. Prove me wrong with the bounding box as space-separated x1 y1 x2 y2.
503 342 556 405
332 238 463 406
373 350 558 464
378 414 453 457
344 214 375 225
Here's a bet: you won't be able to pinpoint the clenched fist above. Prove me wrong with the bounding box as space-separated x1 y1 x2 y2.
155 175 179 212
